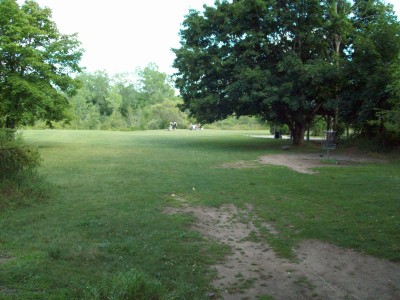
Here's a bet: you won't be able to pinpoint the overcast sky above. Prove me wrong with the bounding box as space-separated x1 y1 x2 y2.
27 0 400 77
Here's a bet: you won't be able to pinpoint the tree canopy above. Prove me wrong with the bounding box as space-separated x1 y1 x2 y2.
0 0 83 129
173 0 400 145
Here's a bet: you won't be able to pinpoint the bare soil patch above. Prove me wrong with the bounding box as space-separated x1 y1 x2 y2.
165 203 400 299
217 153 385 174
217 160 260 169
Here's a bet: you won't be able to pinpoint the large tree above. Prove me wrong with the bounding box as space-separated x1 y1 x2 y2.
340 0 400 137
173 0 400 145
173 0 336 145
0 0 83 129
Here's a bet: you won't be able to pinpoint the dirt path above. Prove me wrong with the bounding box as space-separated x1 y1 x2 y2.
165 204 400 299
166 153 397 299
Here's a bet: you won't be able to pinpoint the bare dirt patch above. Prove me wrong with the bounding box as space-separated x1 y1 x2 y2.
217 160 260 169
165 203 400 299
217 153 384 174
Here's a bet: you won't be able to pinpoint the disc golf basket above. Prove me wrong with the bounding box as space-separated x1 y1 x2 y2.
322 130 336 159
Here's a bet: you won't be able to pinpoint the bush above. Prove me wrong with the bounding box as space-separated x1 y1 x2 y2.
269 123 290 135
208 116 268 130
0 129 48 210
144 100 190 130
146 118 164 130
0 130 41 180
309 118 326 136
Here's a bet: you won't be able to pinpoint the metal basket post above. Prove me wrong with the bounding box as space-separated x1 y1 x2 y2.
322 130 336 159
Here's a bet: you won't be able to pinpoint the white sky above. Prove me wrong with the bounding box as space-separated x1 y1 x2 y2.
26 0 400 77
30 0 216 76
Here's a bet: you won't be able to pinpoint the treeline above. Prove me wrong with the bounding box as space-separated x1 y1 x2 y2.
33 63 191 131
30 63 271 131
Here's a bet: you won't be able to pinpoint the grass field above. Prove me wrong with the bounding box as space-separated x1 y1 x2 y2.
1 129 399 299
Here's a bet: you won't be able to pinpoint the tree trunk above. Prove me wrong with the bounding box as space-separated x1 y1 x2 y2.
5 117 16 130
333 1 342 132
292 122 306 146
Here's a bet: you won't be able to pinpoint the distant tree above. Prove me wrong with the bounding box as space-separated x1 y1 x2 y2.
106 86 123 112
0 0 83 129
136 63 175 107
69 88 91 128
76 71 112 116
112 73 141 116
65 64 188 131
102 86 127 129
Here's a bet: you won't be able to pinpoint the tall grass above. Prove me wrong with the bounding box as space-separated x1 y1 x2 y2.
0 129 398 299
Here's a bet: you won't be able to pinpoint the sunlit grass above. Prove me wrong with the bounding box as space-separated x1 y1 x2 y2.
0 129 398 298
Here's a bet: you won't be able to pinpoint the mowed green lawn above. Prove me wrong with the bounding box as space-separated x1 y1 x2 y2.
1 129 399 299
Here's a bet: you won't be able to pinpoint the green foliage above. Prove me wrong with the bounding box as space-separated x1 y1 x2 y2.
208 116 268 130
367 54 400 140
173 0 339 145
136 63 175 107
61 64 186 131
0 130 41 180
85 269 166 300
0 0 83 129
173 0 400 146
269 123 290 136
0 129 47 210
75 71 113 116
144 100 192 130
340 4 400 137
309 118 326 137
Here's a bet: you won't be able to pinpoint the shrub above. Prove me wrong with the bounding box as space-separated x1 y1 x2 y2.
144 100 190 130
0 130 41 180
0 130 45 210
269 123 290 135
309 118 326 136
208 116 268 130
